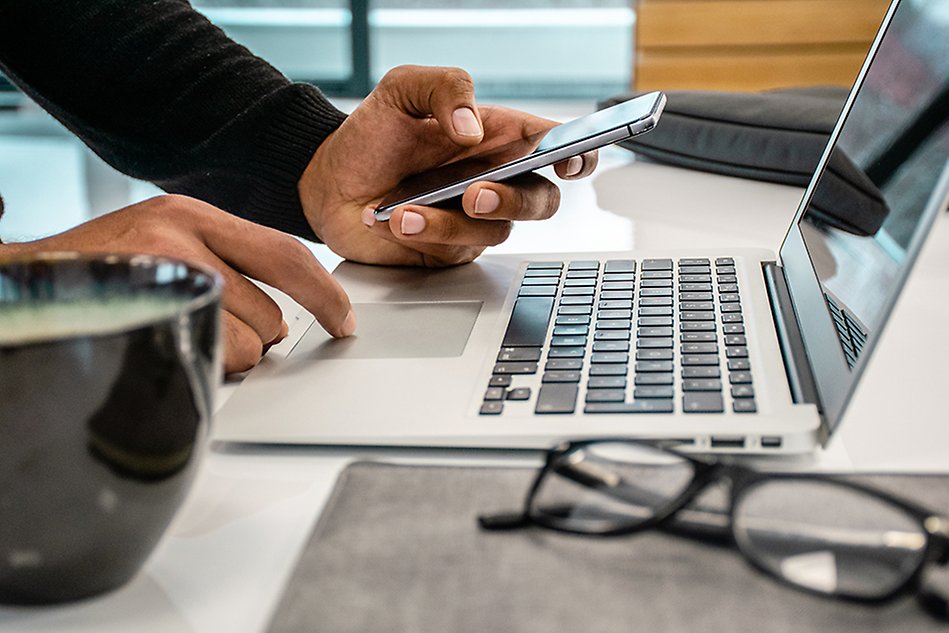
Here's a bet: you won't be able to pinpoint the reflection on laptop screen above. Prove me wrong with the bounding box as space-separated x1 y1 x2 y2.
797 0 949 369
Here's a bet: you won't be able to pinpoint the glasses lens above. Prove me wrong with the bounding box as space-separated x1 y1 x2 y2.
529 442 695 533
733 479 927 600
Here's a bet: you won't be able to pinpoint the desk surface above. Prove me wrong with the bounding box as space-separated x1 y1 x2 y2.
1 114 947 633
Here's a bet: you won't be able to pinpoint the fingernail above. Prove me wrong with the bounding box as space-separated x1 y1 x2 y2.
340 310 357 337
473 188 500 214
452 107 482 137
565 156 583 177
361 206 376 227
400 210 426 235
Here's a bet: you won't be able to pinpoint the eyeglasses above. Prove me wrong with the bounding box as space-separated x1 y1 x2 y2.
478 439 949 621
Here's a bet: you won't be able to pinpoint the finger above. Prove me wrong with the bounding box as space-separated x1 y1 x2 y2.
185 199 356 338
221 310 263 374
384 204 514 248
460 173 561 222
378 65 483 146
360 205 489 266
553 150 599 180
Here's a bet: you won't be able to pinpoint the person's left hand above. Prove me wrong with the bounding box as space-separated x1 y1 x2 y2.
298 65 597 267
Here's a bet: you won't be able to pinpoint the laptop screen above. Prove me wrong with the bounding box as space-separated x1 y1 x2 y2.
782 0 949 425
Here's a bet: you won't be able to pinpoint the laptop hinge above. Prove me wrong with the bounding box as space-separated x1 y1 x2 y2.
762 262 821 410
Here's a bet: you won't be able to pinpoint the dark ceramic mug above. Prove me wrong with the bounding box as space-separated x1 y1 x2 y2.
0 253 221 604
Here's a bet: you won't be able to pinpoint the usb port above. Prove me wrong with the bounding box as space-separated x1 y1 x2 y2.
761 436 783 449
710 436 745 449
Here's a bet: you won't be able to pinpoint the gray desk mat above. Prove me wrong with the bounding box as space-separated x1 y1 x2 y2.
267 462 949 633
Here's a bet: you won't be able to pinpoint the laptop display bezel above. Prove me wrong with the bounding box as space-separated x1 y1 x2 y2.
777 0 949 432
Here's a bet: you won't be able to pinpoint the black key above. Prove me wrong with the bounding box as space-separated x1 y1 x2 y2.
679 292 713 301
680 322 716 332
603 273 636 282
679 274 712 283
535 384 578 414
523 269 561 278
720 304 743 313
598 309 632 320
556 315 591 326
527 261 563 270
641 271 673 280
584 401 674 414
563 277 597 287
521 276 559 286
605 259 637 273
543 371 582 383
594 330 630 341
679 266 711 275
640 279 673 288
566 269 598 279
497 347 542 362
635 360 674 372
729 372 753 384
726 347 749 358
636 338 673 349
493 362 538 375
733 399 757 413
683 379 723 391
683 366 721 378
585 390 627 403
589 364 628 376
480 401 504 415
681 342 718 354
681 332 717 342
599 299 634 310
634 386 675 399
634 373 674 385
680 283 713 292
548 346 585 358
553 325 588 336
683 392 724 413
679 258 710 267
602 281 635 291
727 358 751 371
551 335 588 347
641 258 672 271
593 340 630 352
560 296 594 306
635 349 673 361
591 352 629 364
596 319 632 330
518 285 557 297
721 314 744 323
588 376 627 389
503 297 554 347
680 312 715 321
724 335 747 346
489 375 512 388
717 266 737 275
731 385 755 398
559 305 592 315
715 257 734 266
717 274 738 284
640 288 673 297
507 387 531 401
680 302 714 311
484 387 506 401
681 354 720 366
638 307 673 317
718 283 739 293
601 290 634 300
723 323 745 334
568 260 599 270
638 316 673 327
562 286 595 296
637 326 674 338
546 358 583 371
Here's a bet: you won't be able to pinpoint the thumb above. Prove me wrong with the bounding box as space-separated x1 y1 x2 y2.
377 65 484 147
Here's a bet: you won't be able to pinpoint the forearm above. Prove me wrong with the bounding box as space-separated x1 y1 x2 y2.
0 0 345 239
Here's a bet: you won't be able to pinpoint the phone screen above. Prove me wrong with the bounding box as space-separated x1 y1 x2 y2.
374 91 665 219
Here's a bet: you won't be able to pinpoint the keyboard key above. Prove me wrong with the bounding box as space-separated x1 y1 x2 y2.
601 290 634 300
638 307 673 317
640 279 673 288
681 355 720 366
489 375 512 387
562 286 595 296
636 338 673 349
680 312 715 321
535 384 578 414
635 360 674 372
723 323 745 334
568 260 599 270
679 266 711 275
585 401 674 414
542 370 582 383
551 335 588 347
560 296 594 306
679 258 710 266
602 281 635 291
545 358 583 371
680 322 716 331
591 352 629 364
484 387 505 401
683 366 721 378
605 259 637 273
634 373 674 385
594 330 630 341
518 285 558 297
596 319 632 330
683 379 723 391
585 390 627 403
726 347 749 358
680 302 714 311
588 376 627 389
679 274 712 283
480 401 504 415
634 386 675 399
680 283 713 292
731 385 755 398
641 270 673 280
493 362 538 375
603 273 635 282
729 372 753 384
718 283 739 293
683 392 724 413
727 359 751 371
555 315 591 326
717 266 737 275
679 292 713 301
724 335 747 346
681 332 717 342
553 325 588 336
640 288 673 297
637 326 674 338
548 347 585 358
589 365 628 376
527 261 563 270
717 275 738 284
507 387 531 401
523 269 561 278
715 257 735 266
721 314 744 323
720 304 743 313
635 349 673 361
503 297 554 347
733 399 757 413
598 309 632 320
565 269 597 279
681 342 718 354
599 299 634 310
559 305 592 315
497 347 542 362
593 341 630 352
638 316 673 327
642 258 673 271
521 277 559 286
563 277 597 287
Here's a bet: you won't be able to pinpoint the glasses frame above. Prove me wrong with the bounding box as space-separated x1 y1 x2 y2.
485 438 949 616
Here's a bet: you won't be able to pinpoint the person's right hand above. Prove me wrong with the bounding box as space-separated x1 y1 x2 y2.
0 195 355 373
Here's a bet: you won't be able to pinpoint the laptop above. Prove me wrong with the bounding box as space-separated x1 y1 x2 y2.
215 0 949 453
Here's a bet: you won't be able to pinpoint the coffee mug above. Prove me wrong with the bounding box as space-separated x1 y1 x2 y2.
0 252 222 604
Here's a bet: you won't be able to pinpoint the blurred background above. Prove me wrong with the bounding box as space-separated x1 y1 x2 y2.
0 0 888 242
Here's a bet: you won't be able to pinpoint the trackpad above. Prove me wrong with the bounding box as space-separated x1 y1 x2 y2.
293 301 483 360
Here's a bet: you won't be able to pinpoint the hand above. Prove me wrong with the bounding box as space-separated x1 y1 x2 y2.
299 65 597 267
1 195 355 373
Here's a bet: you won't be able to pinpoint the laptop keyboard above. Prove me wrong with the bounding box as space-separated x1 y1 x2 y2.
480 257 757 416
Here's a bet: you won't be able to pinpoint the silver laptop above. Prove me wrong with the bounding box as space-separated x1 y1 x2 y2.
216 0 949 453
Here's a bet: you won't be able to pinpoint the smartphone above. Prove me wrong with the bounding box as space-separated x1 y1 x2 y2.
373 91 666 220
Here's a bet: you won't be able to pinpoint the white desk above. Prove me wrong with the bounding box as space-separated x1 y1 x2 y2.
1 141 947 633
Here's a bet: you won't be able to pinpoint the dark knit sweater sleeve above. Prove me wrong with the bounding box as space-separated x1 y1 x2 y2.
0 0 346 240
